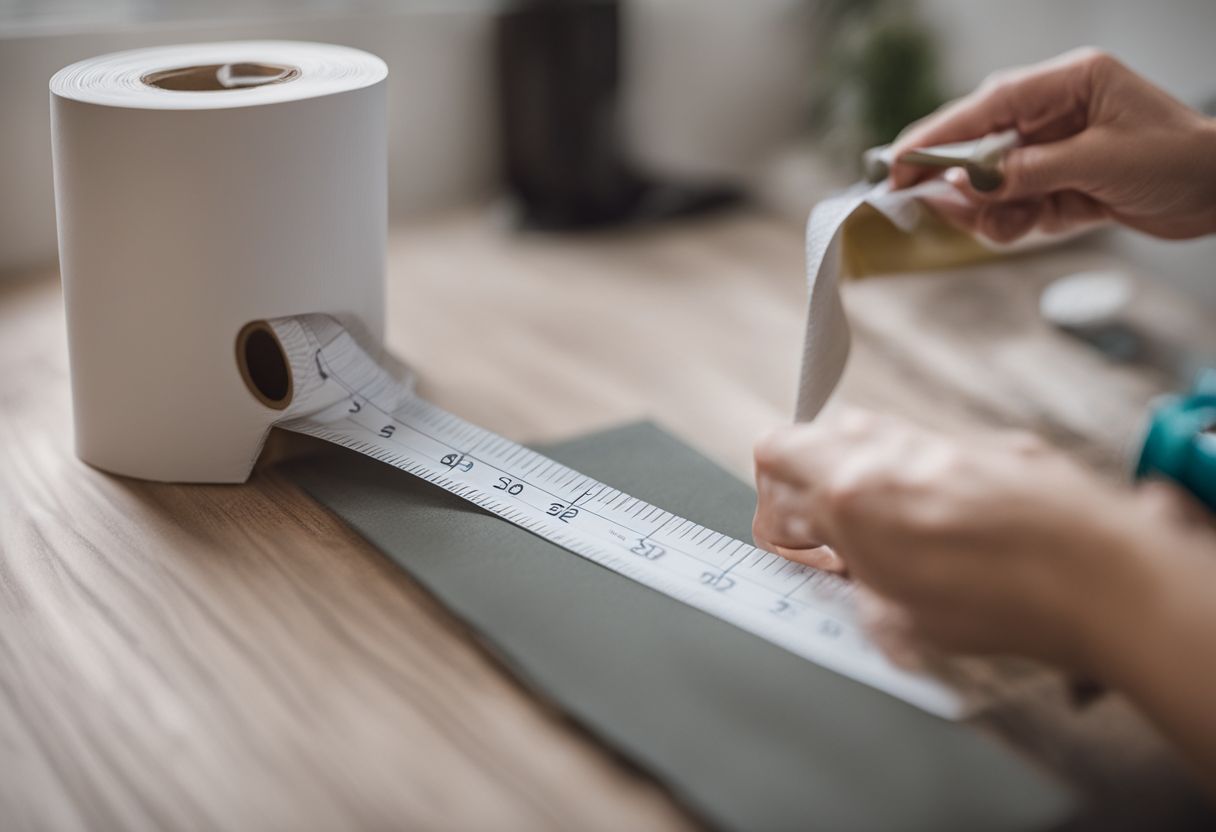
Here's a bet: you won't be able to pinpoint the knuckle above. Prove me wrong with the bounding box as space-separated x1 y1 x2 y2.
836 408 881 438
886 464 935 497
1071 47 1123 81
822 473 869 518
891 465 967 537
752 434 778 468
887 480 952 529
932 446 970 478
1071 46 1112 70
902 501 957 539
753 427 798 468
1003 430 1050 457
822 463 901 520
979 68 1012 92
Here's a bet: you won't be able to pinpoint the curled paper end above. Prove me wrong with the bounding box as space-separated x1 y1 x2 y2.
794 178 1028 422
795 184 889 422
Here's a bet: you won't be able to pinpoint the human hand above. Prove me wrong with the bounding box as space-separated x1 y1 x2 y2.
751 409 1163 676
890 48 1216 243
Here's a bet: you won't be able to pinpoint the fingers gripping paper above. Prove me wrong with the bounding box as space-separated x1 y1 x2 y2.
796 181 961 420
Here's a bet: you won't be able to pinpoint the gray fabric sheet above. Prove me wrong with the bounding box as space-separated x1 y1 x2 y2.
282 421 1074 831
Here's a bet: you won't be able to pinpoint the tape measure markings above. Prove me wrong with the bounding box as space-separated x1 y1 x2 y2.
299 324 827 593
273 315 977 718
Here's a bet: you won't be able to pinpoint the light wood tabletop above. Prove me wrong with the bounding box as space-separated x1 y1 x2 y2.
2 205 1214 830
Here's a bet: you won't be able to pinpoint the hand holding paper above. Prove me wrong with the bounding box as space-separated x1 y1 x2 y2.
891 47 1216 242
773 47 1216 798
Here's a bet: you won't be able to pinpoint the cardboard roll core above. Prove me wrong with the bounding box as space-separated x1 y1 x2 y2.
142 62 300 91
236 321 292 410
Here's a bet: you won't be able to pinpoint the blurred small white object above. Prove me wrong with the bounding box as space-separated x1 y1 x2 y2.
1039 270 1135 330
1040 271 1143 364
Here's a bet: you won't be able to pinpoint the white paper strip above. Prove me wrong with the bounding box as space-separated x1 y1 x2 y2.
796 180 960 420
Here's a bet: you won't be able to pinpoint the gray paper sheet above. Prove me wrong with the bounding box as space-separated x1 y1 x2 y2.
282 422 1074 831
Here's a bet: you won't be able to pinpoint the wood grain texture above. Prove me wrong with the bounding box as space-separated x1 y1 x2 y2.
2 207 1214 830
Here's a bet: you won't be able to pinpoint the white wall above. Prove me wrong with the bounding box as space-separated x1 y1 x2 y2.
0 7 498 277
922 0 1216 106
921 0 1216 303
5 1 1216 301
0 0 821 278
623 0 815 180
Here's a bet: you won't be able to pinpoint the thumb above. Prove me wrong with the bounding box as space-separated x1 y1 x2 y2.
975 133 1095 201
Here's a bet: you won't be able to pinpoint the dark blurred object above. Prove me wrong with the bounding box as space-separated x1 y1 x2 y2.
495 0 737 230
853 11 943 147
808 0 946 173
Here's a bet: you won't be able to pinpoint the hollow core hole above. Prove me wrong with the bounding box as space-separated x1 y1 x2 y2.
237 322 292 410
142 62 300 92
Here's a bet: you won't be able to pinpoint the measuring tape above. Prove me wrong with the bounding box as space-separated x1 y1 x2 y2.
238 314 1039 720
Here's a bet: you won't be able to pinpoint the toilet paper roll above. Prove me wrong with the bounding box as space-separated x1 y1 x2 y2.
51 41 388 482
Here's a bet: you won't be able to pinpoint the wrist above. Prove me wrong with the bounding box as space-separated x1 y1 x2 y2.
1075 494 1216 690
1067 524 1153 682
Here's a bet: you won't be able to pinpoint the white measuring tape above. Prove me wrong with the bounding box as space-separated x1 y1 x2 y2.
258 313 1023 720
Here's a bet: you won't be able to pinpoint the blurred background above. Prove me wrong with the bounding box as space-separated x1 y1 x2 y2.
3 0 1216 302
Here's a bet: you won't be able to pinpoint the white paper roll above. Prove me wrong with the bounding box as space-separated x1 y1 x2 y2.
51 41 388 482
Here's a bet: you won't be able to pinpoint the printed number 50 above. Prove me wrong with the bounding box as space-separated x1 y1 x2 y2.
494 476 524 495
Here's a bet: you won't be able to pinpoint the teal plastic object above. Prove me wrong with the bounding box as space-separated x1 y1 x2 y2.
1135 369 1216 512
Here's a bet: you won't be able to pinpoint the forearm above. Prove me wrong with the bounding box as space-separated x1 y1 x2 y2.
1090 529 1216 794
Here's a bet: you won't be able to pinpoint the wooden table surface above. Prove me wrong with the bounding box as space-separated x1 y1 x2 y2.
2 206 1214 830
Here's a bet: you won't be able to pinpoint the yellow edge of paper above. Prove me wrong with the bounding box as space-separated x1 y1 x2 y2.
841 204 999 280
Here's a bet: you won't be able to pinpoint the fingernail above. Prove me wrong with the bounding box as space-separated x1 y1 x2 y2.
808 546 845 573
